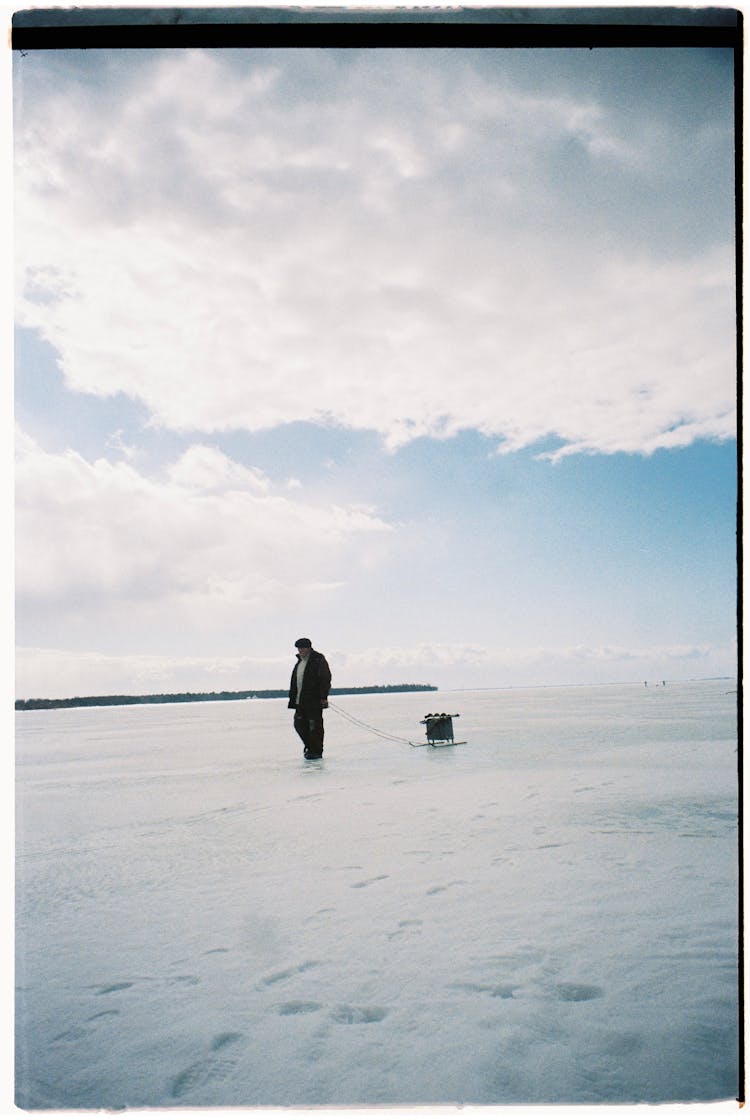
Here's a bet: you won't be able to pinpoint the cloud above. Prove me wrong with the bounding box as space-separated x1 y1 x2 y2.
15 428 392 620
328 639 737 689
14 646 291 699
167 444 270 494
15 638 736 700
335 640 723 672
15 49 735 459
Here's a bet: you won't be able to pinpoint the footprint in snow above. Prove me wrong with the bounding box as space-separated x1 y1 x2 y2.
555 982 604 1002
187 803 247 824
91 975 198 997
426 880 466 895
277 1001 323 1015
93 981 134 995
330 1005 389 1024
387 919 423 940
169 1032 244 1100
260 960 321 986
51 1025 91 1043
351 874 388 889
53 1008 122 1041
450 981 516 999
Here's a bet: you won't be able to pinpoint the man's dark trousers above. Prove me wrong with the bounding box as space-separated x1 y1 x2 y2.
294 711 324 759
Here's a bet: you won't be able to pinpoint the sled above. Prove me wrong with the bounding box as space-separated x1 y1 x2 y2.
413 712 465 747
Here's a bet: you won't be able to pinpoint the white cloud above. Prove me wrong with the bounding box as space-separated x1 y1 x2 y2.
167 444 270 494
328 639 738 691
14 646 291 699
15 429 392 619
15 49 735 459
335 640 728 673
15 638 737 700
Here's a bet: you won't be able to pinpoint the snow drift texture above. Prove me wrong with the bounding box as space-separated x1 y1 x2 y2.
15 680 738 1107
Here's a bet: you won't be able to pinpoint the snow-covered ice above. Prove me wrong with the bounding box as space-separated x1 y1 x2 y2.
15 681 739 1108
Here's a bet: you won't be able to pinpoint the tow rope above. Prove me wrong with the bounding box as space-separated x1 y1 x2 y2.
327 700 415 746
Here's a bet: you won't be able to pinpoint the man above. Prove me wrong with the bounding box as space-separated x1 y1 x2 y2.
288 638 332 759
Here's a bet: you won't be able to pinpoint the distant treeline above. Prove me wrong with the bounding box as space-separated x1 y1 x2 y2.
15 684 437 711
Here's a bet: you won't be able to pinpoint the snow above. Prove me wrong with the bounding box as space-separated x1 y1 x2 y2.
14 681 739 1110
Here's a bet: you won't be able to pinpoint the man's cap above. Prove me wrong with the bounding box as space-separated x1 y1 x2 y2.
295 638 312 648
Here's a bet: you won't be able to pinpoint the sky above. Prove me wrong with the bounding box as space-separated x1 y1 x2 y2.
13 39 738 699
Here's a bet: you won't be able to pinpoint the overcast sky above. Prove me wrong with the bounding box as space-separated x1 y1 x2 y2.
14 44 737 697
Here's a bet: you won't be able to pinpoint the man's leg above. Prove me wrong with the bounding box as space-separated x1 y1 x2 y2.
294 713 311 755
297 712 324 757
305 712 324 759
294 712 324 758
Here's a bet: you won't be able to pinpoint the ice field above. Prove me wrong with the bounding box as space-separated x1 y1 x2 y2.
15 680 739 1108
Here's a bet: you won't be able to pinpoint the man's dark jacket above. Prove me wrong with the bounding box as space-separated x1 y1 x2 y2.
288 649 332 713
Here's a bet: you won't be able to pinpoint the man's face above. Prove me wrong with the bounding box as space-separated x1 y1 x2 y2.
296 645 311 659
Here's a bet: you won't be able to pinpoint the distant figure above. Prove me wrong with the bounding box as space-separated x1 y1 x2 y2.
288 638 332 760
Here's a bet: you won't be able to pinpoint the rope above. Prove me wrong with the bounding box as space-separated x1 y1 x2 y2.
327 700 415 745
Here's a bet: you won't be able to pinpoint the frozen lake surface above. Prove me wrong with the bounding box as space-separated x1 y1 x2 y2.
15 681 739 1108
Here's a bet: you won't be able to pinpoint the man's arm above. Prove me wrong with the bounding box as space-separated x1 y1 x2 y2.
319 656 332 707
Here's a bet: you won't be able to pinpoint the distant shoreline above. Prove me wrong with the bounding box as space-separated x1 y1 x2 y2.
15 684 438 712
